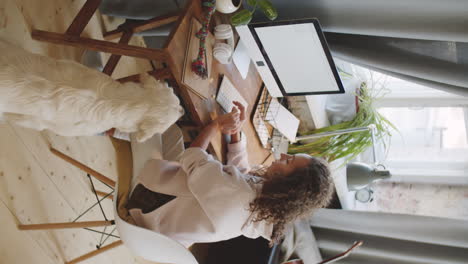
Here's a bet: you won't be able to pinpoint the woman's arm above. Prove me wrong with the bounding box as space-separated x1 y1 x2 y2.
190 106 241 150
226 132 251 173
224 102 250 172
189 121 219 150
230 132 241 143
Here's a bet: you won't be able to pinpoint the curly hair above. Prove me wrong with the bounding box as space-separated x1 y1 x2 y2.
248 156 334 245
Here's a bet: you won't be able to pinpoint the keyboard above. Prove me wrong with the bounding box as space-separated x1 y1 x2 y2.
216 76 248 113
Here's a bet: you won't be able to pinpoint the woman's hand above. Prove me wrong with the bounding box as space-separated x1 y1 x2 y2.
215 107 240 134
190 101 246 150
232 101 246 134
228 101 246 143
214 101 246 134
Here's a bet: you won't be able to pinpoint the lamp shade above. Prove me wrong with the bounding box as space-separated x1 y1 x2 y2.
347 162 391 190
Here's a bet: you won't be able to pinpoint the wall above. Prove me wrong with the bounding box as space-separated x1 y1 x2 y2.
287 96 317 134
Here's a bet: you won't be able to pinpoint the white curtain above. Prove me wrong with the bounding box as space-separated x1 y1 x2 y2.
310 209 468 264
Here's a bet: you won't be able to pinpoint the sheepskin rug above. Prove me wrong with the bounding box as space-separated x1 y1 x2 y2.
0 39 184 142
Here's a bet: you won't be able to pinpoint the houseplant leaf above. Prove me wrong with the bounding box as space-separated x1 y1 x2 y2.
288 80 397 167
258 0 278 20
247 0 257 7
231 9 253 26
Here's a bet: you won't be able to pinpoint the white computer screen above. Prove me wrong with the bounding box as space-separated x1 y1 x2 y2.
250 20 344 96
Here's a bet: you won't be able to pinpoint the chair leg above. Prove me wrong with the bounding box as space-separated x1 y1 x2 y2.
95 190 114 200
66 0 102 36
102 30 133 76
103 12 180 41
66 240 123 264
117 68 172 83
18 220 114 230
50 148 116 188
31 30 169 62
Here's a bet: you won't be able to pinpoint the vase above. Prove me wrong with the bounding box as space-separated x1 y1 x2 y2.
216 0 242 14
346 162 391 190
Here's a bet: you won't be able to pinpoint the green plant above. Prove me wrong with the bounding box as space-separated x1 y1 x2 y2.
230 0 278 26
288 82 397 166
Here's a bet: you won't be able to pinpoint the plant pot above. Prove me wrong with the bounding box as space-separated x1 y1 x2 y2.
216 0 242 14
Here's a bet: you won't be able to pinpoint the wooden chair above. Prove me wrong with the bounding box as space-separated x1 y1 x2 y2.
31 0 180 79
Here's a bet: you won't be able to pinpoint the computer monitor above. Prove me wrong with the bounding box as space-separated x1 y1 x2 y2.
236 19 344 97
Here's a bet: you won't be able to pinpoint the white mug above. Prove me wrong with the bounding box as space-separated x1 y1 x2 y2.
213 24 235 64
215 0 242 14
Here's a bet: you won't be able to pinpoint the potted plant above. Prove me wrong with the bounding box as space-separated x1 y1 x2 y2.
288 81 397 167
230 0 278 26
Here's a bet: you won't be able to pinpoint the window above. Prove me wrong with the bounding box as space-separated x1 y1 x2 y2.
335 59 468 220
380 107 468 182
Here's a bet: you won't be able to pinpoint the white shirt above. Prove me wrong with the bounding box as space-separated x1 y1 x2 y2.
128 139 273 247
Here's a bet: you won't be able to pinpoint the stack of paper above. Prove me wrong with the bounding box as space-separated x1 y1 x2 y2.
265 98 300 142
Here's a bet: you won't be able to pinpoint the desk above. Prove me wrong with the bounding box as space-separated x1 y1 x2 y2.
165 0 273 165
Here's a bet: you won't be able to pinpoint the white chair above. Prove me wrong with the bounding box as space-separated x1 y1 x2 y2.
115 125 198 264
113 187 198 264
18 125 198 264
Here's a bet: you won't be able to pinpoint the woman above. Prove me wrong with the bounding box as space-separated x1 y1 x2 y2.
125 101 334 247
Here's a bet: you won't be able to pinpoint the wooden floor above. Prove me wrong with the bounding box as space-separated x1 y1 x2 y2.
0 0 159 263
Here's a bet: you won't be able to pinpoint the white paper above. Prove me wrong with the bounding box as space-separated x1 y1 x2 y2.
266 99 300 142
232 40 251 80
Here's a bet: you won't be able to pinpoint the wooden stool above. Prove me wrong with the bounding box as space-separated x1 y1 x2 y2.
31 0 179 79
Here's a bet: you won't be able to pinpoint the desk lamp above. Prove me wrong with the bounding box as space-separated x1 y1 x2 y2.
295 124 391 190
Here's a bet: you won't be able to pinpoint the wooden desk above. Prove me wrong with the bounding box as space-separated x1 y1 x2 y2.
165 0 273 166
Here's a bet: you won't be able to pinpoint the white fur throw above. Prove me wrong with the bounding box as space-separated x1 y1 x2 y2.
0 40 184 142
